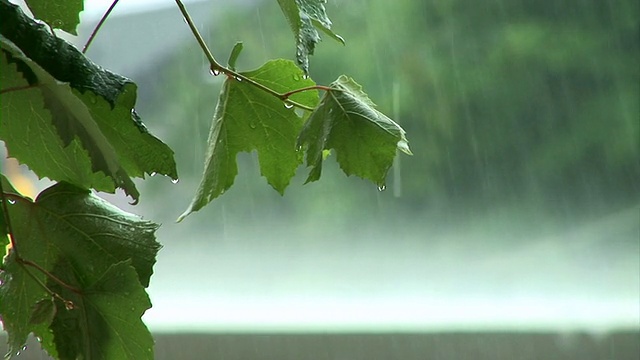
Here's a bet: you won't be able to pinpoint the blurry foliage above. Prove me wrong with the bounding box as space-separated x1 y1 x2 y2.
147 0 639 221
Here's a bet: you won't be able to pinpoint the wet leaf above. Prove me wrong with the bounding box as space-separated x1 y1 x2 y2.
0 37 177 200
24 0 83 35
179 59 318 220
297 75 411 187
0 182 160 358
276 0 344 74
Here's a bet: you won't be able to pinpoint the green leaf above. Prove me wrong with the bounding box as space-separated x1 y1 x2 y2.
24 0 83 35
0 1 131 107
297 75 411 187
276 0 344 74
0 37 177 200
45 261 154 360
0 44 134 198
0 174 19 238
0 182 160 358
28 298 56 325
179 59 319 220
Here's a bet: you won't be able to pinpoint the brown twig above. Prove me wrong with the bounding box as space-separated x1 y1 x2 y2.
83 0 121 54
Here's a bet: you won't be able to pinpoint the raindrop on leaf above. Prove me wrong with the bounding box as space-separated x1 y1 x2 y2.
284 101 294 109
7 199 15 204
234 76 242 82
171 178 179 184
209 68 220 76
377 185 386 192
149 172 157 177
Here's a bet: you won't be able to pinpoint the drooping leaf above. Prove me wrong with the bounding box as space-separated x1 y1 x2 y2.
0 182 160 358
179 59 319 220
0 1 130 107
276 0 344 74
0 44 134 198
0 36 177 199
24 0 83 35
297 75 412 187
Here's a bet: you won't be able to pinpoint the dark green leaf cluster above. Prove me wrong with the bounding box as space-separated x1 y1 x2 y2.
0 0 410 358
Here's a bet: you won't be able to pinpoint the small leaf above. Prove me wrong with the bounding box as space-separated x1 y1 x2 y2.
45 261 154 360
179 59 319 220
297 75 411 187
24 0 83 35
227 42 244 71
276 0 344 74
28 298 56 325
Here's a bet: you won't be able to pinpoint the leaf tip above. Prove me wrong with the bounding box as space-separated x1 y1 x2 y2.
397 140 413 155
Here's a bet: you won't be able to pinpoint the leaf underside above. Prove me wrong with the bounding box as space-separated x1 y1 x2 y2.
276 0 344 74
0 1 177 201
297 75 412 187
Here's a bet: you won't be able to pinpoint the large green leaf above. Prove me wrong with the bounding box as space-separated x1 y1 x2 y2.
24 0 83 35
179 59 319 220
0 182 159 358
298 75 411 187
276 0 344 74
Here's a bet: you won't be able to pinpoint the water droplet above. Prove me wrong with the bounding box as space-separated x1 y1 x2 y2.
21 346 26 351
377 185 386 192
234 76 242 82
284 101 294 109
296 145 302 152
293 74 301 81
171 178 179 184
249 122 257 129
7 199 15 204
64 300 74 310
209 68 220 76
302 74 309 80
36 337 42 343
149 172 157 177
14 351 20 356
182 17 188 24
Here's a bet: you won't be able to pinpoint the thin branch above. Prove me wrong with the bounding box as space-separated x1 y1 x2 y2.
281 85 335 99
174 0 340 113
0 84 40 95
18 263 75 310
83 0 120 54
18 258 82 295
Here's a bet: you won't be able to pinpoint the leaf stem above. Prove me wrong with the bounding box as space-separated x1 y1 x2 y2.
18 258 82 295
0 84 40 95
174 0 321 112
18 262 75 310
281 85 336 99
83 0 121 54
